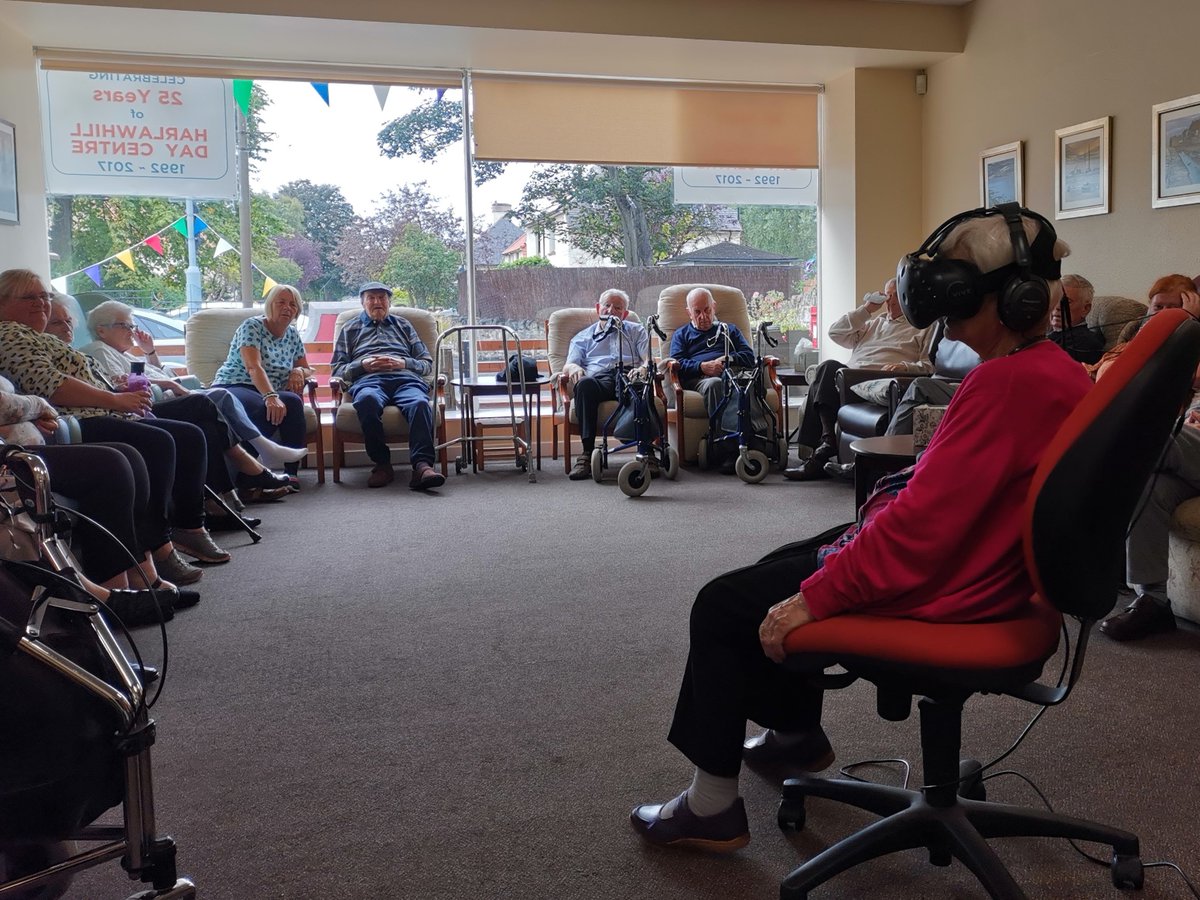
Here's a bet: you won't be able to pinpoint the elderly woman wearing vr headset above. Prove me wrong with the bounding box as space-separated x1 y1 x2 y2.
629 204 1093 853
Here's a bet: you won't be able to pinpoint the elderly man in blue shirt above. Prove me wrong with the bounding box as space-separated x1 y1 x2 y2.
331 281 446 490
562 288 650 480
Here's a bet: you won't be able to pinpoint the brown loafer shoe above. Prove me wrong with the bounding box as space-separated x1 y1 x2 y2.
367 464 395 488
630 793 750 853
410 462 446 491
1100 595 1176 641
568 455 592 481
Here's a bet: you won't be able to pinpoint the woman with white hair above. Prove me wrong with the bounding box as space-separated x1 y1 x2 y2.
629 206 1092 852
210 283 311 491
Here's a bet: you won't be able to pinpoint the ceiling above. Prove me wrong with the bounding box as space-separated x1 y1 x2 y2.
1 0 965 86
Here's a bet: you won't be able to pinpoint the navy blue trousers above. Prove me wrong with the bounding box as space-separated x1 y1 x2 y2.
349 374 435 467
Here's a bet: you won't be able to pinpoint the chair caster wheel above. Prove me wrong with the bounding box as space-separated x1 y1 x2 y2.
1111 854 1144 889
957 758 986 801
777 797 806 831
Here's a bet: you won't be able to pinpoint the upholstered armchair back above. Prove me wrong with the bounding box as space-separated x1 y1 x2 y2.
656 284 751 354
546 308 642 374
332 307 440 386
184 307 259 385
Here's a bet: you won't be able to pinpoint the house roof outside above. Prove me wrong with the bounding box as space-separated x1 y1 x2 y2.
476 214 524 267
659 240 796 267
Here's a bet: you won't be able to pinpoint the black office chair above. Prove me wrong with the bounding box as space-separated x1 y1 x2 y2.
776 308 1200 899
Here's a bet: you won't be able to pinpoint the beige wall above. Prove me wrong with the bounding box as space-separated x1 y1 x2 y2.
924 0 1200 299
819 68 924 359
0 16 48 275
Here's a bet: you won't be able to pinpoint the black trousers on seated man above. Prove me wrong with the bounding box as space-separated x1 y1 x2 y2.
573 371 619 450
667 523 849 778
796 360 848 451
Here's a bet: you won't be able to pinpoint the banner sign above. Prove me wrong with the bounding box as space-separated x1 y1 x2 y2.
40 70 237 199
673 167 818 207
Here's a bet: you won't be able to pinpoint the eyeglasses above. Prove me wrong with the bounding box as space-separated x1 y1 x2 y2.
100 322 136 331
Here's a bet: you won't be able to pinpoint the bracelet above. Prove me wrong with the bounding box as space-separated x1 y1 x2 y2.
263 391 279 400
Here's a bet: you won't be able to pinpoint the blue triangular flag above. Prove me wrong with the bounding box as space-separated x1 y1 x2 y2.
311 83 330 105
193 216 209 236
85 264 102 287
435 88 446 103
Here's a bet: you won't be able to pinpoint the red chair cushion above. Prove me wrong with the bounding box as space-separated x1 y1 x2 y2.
783 594 1061 670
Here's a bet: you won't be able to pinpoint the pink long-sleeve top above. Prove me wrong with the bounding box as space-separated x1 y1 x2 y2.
802 340 1091 623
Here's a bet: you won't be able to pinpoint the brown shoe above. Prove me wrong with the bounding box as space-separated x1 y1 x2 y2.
568 455 592 480
1100 595 1176 641
410 462 446 491
367 464 395 488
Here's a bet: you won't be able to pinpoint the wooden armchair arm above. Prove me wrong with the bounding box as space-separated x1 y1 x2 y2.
329 376 347 404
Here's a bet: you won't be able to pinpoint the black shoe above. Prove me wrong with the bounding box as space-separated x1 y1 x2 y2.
783 444 836 481
824 460 855 481
743 726 836 773
206 512 262 532
104 588 175 627
131 661 160 685
1100 595 1177 641
236 469 291 492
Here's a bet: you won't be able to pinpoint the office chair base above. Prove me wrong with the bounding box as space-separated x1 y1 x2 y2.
777 775 1142 899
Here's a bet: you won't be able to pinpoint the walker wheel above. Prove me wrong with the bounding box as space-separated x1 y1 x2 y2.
664 447 679 480
618 460 650 497
591 448 604 483
697 437 709 470
736 449 770 484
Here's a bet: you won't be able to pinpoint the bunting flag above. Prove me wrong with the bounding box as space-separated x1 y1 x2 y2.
171 215 209 238
50 277 68 293
193 216 209 236
213 237 235 258
261 276 277 297
311 83 330 105
115 249 136 271
144 234 165 255
84 265 102 287
435 88 447 103
232 79 253 117
373 85 390 110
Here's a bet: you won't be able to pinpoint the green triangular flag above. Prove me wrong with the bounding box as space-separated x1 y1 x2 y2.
171 217 188 237
232 79 253 117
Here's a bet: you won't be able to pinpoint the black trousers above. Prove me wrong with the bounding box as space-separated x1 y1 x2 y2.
797 360 847 450
667 523 851 778
573 372 619 442
77 415 207 530
155 393 235 493
37 442 158 583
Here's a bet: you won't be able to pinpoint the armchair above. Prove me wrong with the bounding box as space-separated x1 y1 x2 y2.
655 284 783 464
834 327 979 463
327 306 447 483
184 307 325 484
546 309 667 474
774 309 1200 898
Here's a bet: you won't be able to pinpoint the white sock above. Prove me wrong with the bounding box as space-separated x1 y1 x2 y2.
661 768 739 819
250 436 307 467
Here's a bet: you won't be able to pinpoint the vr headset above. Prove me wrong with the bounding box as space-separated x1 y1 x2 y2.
896 202 1062 331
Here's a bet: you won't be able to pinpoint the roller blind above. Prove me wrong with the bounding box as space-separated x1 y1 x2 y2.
472 75 819 168
35 49 461 87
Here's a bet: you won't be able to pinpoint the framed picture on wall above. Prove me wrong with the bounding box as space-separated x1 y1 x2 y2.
1152 93 1200 208
0 119 17 226
1055 116 1111 219
980 141 1023 207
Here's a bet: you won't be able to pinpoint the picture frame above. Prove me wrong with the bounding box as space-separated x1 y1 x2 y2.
0 119 17 226
980 141 1023 207
1055 116 1111 219
1152 93 1200 209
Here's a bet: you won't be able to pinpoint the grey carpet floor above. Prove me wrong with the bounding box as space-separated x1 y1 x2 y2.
64 462 1200 899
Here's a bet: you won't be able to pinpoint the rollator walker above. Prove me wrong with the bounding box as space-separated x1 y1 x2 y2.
0 445 195 900
697 320 788 484
590 314 679 498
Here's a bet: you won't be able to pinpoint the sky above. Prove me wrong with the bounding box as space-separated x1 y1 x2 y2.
250 80 531 230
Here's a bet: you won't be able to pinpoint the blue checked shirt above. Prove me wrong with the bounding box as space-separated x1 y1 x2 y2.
566 318 650 376
331 312 433 389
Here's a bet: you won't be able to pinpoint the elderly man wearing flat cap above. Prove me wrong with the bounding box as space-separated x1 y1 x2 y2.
331 281 445 490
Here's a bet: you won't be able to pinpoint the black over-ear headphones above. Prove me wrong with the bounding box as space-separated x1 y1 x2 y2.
896 202 1061 331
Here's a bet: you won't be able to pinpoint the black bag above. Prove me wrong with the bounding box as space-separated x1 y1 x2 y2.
497 353 540 384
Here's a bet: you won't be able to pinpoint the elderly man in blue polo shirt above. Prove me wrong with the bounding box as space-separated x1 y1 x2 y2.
562 288 650 480
331 281 446 490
